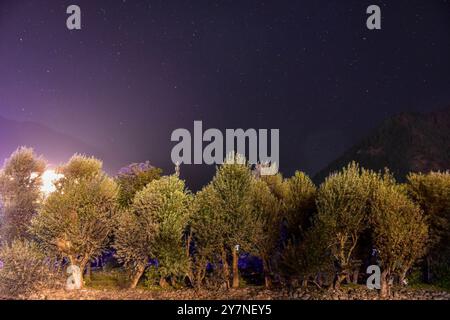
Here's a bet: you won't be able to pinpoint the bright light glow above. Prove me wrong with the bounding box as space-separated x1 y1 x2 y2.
41 170 64 195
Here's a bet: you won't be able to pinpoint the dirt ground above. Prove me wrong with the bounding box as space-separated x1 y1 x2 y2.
4 285 449 300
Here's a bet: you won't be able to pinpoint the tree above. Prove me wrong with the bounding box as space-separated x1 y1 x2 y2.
114 208 153 288
406 172 450 283
114 175 191 288
315 162 375 289
116 162 162 208
108 162 161 288
370 178 428 297
261 171 319 287
30 155 118 285
279 225 332 287
0 147 46 243
260 173 288 201
283 171 317 241
58 153 102 180
190 154 256 288
189 185 223 288
250 179 282 288
210 156 256 288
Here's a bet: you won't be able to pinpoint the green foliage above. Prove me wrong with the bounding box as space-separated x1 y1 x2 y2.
58 154 102 181
370 175 428 287
115 175 191 286
189 157 258 287
190 185 223 257
269 171 322 284
0 240 60 296
315 162 376 284
209 161 255 253
280 226 333 282
116 162 162 208
0 147 46 243
283 171 317 240
114 208 151 278
0 146 446 294
407 172 450 244
31 155 118 274
250 179 282 284
260 173 288 201
188 185 222 287
407 172 450 282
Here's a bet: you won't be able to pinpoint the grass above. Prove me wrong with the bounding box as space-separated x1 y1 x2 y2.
85 269 129 289
409 282 450 292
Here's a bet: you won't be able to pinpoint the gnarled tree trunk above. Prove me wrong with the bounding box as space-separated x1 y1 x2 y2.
333 273 346 290
129 263 146 289
380 269 391 298
262 257 272 289
232 248 239 288
160 277 169 288
221 247 230 289
352 269 359 284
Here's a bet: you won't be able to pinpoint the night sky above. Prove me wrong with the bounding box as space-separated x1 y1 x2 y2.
0 0 449 189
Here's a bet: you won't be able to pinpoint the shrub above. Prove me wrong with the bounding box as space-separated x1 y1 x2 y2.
0 240 60 296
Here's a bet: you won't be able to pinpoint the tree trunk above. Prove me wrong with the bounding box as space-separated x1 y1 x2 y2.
232 248 239 288
262 258 272 289
160 277 169 288
78 261 88 288
380 270 390 299
352 269 359 284
333 274 346 290
399 269 408 286
345 274 351 284
302 278 308 287
221 248 230 289
265 275 272 289
426 255 432 283
129 263 146 289
316 273 323 287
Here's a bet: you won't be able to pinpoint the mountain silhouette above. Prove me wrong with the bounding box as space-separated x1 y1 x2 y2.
315 106 450 182
0 116 104 170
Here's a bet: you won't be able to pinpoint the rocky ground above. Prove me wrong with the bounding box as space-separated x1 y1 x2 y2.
3 285 449 300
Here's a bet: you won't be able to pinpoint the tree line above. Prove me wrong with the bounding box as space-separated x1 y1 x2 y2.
0 147 449 298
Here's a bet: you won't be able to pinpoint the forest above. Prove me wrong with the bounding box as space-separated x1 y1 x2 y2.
0 146 449 300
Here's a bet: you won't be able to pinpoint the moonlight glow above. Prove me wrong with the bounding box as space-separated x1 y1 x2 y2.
41 170 63 195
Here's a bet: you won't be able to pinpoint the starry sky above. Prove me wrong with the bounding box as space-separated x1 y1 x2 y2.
0 0 449 189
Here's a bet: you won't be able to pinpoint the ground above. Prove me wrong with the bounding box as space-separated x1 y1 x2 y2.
7 285 450 301
11 286 450 300
2 271 449 300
